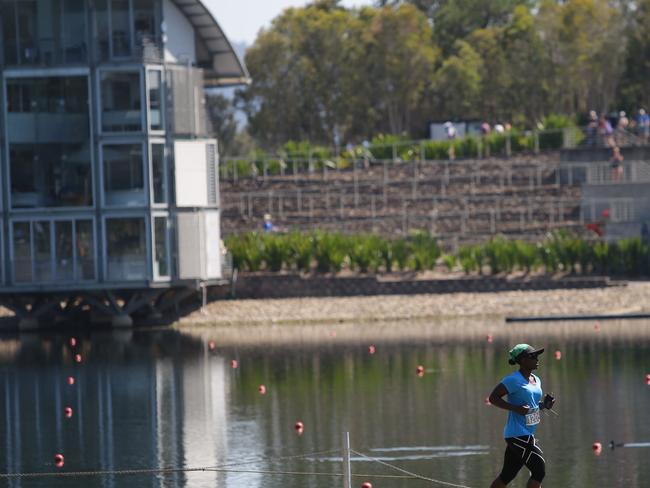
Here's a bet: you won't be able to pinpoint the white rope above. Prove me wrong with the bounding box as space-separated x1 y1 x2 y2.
351 449 474 488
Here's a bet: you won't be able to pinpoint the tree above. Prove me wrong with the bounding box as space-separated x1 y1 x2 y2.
206 93 239 155
617 0 650 111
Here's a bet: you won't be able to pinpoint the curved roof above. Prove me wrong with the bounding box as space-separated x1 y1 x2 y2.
170 0 249 86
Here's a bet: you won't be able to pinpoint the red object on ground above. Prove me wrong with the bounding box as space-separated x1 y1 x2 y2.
208 341 216 351
416 365 425 377
592 442 602 455
554 351 562 360
361 483 373 488
585 223 604 236
486 334 493 343
74 354 82 363
67 376 75 386
69 337 77 348
294 421 304 434
368 345 376 355
230 359 238 369
64 407 73 419
54 454 65 468
258 385 267 395
484 397 491 405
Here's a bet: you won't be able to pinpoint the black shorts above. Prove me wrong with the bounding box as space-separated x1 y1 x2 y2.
498 435 546 484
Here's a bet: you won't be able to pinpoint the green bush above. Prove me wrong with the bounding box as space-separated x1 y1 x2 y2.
287 232 313 272
313 231 347 273
408 231 441 271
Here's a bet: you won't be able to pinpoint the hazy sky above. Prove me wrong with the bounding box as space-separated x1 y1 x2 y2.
204 0 373 45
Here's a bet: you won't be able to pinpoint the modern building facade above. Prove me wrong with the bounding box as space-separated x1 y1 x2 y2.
0 0 247 328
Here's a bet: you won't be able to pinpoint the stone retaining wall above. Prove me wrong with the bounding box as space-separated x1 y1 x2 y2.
210 273 616 300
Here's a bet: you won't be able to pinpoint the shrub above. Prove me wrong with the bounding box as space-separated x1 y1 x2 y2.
313 231 347 273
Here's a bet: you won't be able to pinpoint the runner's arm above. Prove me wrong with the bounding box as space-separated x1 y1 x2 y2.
488 383 529 415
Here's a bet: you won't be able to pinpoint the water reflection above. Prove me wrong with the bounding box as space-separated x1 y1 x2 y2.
0 321 648 487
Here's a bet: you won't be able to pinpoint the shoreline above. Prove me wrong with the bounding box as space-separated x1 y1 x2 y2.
177 281 650 328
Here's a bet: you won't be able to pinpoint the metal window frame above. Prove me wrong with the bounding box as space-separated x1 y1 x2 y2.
145 65 165 134
96 65 145 135
151 211 170 281
149 138 168 207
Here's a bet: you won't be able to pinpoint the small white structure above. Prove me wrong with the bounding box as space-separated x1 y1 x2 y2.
0 0 248 328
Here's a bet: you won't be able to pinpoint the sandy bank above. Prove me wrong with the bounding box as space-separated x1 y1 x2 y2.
178 281 650 327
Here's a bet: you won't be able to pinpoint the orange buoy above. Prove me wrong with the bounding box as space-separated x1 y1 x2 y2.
69 337 77 348
368 345 376 355
592 442 602 455
258 385 267 395
67 376 75 386
74 354 82 363
64 407 73 419
54 454 64 468
416 365 425 377
554 351 562 360
486 334 493 343
230 359 238 369
208 341 216 351
295 421 304 434
361 482 373 488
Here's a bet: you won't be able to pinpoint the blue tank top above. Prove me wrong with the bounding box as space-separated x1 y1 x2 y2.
500 371 543 438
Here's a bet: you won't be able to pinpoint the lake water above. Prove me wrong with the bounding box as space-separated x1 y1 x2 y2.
0 320 649 488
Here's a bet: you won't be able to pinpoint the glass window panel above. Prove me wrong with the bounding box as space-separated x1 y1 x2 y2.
75 220 95 280
151 144 166 204
103 144 145 206
2 2 18 65
61 0 86 63
101 71 142 132
13 222 32 283
17 1 37 64
154 216 169 278
111 0 131 57
55 221 73 281
34 221 52 281
133 0 156 39
106 218 147 281
95 0 110 60
148 70 163 131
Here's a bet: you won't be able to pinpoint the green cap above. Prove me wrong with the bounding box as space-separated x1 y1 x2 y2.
508 344 544 363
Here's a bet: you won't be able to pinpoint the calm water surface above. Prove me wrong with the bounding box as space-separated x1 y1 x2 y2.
0 322 649 487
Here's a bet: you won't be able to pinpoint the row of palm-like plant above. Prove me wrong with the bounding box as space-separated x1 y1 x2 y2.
225 230 650 277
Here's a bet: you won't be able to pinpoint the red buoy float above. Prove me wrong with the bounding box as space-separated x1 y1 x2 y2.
69 337 77 348
554 351 562 360
230 359 238 369
258 385 267 395
361 482 373 488
592 442 602 455
74 354 82 363
416 365 425 377
295 421 304 435
645 374 650 385
54 454 65 468
67 376 75 386
368 345 376 355
64 407 73 419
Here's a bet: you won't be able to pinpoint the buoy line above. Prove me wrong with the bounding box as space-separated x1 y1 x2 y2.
351 449 474 488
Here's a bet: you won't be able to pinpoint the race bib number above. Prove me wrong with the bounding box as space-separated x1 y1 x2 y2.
525 408 540 426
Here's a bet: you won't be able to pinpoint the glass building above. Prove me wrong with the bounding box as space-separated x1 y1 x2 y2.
0 0 247 328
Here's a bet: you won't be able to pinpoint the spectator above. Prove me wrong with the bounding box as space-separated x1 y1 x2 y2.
480 121 491 136
263 213 274 233
610 146 624 181
587 110 598 146
617 110 629 130
444 121 457 161
494 123 505 134
598 115 615 147
636 108 650 143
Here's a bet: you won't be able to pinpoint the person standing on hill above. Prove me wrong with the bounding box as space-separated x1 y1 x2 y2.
444 121 457 161
488 344 555 488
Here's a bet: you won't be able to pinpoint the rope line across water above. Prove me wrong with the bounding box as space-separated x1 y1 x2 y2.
351 449 474 488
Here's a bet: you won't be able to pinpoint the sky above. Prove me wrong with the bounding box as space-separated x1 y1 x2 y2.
204 0 374 46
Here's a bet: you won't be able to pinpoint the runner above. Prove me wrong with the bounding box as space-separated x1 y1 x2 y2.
488 344 555 487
